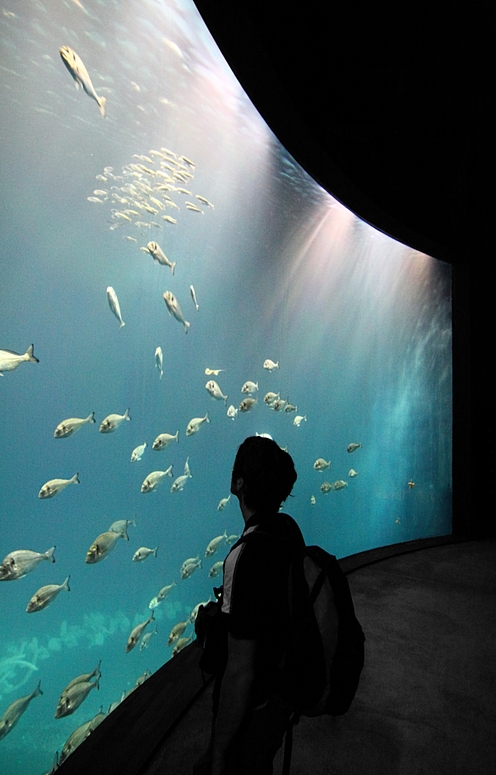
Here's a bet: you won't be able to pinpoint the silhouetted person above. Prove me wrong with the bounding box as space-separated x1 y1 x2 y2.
195 435 304 775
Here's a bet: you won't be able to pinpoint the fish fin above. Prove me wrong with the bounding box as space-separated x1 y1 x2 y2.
184 321 190 333
98 96 107 118
26 344 39 363
171 262 176 275
119 320 125 328
88 412 96 423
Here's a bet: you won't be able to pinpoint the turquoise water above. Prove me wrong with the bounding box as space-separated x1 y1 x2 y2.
0 0 451 772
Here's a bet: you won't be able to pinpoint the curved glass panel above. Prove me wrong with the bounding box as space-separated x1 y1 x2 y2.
0 0 451 771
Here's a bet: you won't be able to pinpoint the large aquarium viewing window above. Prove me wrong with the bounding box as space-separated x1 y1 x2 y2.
0 0 452 772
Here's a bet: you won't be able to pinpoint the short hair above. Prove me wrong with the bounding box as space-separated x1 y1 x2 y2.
232 436 297 511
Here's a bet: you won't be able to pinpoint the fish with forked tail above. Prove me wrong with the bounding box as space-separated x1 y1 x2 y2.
59 46 107 117
0 344 39 375
163 291 190 333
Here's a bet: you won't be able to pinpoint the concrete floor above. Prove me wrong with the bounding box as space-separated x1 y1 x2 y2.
144 540 496 775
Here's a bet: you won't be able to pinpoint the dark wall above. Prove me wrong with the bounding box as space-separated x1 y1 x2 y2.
194 1 495 537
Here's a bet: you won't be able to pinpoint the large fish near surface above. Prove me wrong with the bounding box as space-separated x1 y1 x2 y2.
59 46 107 117
0 344 38 375
0 681 43 741
163 291 190 333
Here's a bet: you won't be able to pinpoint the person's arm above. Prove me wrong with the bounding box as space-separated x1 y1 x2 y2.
210 631 259 775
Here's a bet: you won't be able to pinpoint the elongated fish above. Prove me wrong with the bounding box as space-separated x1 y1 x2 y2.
0 344 38 375
155 346 163 379
59 46 107 117
106 287 125 328
0 546 56 582
163 291 190 333
54 412 95 438
100 408 131 433
126 611 154 652
39 473 80 499
146 242 176 274
26 576 70 612
0 682 43 741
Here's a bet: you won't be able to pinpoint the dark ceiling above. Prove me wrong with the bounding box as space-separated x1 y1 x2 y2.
193 1 495 534
193 1 494 265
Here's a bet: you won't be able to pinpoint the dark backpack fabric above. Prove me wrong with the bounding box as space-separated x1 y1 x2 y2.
241 529 365 718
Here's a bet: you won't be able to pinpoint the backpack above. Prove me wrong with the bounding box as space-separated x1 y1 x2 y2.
243 530 365 775
243 533 365 717
195 527 365 773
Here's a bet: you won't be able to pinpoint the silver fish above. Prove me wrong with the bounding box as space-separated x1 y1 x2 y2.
293 415 307 427
313 458 331 471
132 546 158 562
205 531 228 558
38 473 80 499
59 46 107 117
205 380 228 404
170 469 192 493
60 663 101 699
163 291 190 333
106 286 125 329
347 443 362 453
26 576 70 613
85 528 126 564
189 598 211 623
146 241 176 274
0 546 55 582
141 466 174 493
0 344 38 375
190 285 199 311
126 611 154 652
167 620 188 646
333 480 348 490
99 408 131 433
55 678 99 718
263 359 279 371
208 560 224 578
217 495 231 511
172 635 193 656
227 404 238 421
186 412 210 436
107 520 134 539
152 430 178 450
241 381 258 394
239 398 257 413
158 581 176 599
131 442 147 462
180 559 201 580
139 626 158 651
155 346 163 379
54 412 95 438
0 682 42 741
